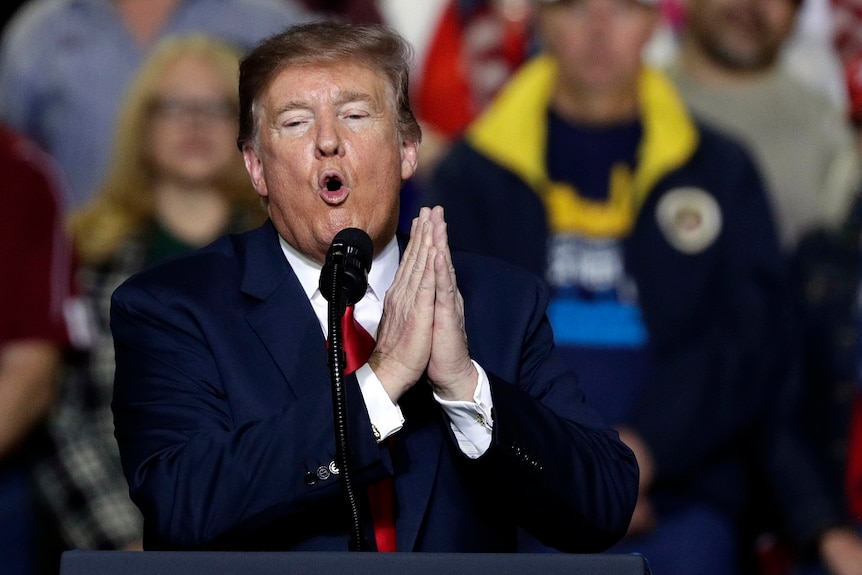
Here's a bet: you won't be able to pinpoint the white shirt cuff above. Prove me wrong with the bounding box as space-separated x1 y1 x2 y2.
355 363 404 442
434 360 494 459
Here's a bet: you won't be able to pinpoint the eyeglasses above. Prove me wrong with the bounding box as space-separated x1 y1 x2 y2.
148 97 237 122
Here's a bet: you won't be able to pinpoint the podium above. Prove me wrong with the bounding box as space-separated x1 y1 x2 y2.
60 550 650 575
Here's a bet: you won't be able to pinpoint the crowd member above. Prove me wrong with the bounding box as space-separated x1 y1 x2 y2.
110 21 639 552
428 0 787 572
31 34 265 554
0 0 318 211
0 123 74 574
767 205 862 575
754 71 862 575
665 0 859 251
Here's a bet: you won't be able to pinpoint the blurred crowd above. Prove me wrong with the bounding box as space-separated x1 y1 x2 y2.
2 0 862 574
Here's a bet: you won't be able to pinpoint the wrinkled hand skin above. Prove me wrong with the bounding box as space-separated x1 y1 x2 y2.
369 205 478 403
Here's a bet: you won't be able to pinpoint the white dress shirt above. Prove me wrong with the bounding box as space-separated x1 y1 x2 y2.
279 234 494 457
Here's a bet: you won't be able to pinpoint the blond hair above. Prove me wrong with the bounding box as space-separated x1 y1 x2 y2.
72 34 262 265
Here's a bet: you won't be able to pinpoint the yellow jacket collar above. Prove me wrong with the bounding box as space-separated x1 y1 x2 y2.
466 55 699 207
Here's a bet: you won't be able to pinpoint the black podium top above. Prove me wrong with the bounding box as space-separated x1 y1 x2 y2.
60 550 650 575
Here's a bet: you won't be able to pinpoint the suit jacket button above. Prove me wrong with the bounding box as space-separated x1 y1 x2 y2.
304 472 317 486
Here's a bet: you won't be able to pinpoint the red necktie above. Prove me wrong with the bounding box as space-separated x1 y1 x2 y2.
340 305 396 552
846 393 862 519
341 305 375 376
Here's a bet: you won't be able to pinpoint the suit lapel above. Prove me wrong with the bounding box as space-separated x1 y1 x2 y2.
241 221 330 398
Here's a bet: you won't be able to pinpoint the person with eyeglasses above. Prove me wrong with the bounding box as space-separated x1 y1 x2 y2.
0 0 318 212
31 34 266 556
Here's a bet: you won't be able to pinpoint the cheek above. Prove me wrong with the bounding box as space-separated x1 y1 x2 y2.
619 13 657 46
145 128 172 168
764 6 795 39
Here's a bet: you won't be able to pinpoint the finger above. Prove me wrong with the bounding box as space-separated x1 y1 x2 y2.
432 250 451 311
392 213 421 286
429 205 447 251
437 253 466 330
429 206 460 298
406 211 433 290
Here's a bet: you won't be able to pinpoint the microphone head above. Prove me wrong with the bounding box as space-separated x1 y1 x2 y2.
319 228 373 306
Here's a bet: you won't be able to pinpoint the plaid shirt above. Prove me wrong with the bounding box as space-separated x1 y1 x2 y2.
32 238 148 550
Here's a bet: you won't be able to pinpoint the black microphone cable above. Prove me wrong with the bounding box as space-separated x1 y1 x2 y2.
320 228 373 551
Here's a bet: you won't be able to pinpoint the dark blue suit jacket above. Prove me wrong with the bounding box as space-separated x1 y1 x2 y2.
110 220 638 552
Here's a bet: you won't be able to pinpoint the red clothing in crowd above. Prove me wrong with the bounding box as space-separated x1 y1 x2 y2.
0 124 72 348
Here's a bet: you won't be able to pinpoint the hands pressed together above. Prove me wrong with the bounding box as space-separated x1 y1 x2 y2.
368 206 478 403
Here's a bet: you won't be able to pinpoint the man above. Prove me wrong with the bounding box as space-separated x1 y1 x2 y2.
0 0 317 210
429 0 788 573
110 21 639 552
0 124 74 574
667 0 859 251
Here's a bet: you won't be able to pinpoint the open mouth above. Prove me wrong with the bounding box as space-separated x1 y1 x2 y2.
319 173 348 204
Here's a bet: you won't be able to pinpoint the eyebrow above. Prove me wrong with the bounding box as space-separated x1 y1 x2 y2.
272 90 378 117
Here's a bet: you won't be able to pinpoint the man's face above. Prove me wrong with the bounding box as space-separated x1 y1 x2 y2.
685 0 798 71
539 0 659 97
242 60 419 263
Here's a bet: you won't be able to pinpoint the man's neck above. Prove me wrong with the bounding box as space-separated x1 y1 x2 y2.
114 0 182 47
550 82 640 127
152 182 230 248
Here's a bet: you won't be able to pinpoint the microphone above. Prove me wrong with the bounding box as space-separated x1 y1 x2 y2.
319 228 373 306
318 227 374 551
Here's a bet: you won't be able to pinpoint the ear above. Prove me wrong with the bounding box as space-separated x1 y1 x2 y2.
400 138 419 181
242 145 268 199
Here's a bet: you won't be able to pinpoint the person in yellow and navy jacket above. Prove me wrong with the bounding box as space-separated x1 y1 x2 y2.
427 1 789 574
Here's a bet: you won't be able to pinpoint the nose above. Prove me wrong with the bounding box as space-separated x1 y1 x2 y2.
314 115 343 158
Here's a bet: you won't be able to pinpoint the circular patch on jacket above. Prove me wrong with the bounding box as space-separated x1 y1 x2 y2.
655 187 722 254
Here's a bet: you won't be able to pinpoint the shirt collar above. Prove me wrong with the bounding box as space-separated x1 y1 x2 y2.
279 232 399 303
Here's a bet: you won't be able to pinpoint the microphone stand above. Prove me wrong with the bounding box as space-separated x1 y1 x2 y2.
325 252 367 552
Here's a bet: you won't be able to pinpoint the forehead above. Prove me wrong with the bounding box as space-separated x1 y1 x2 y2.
155 55 227 94
262 60 392 108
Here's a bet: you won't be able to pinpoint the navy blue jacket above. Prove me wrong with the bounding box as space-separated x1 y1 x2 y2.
430 122 789 520
763 194 862 550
